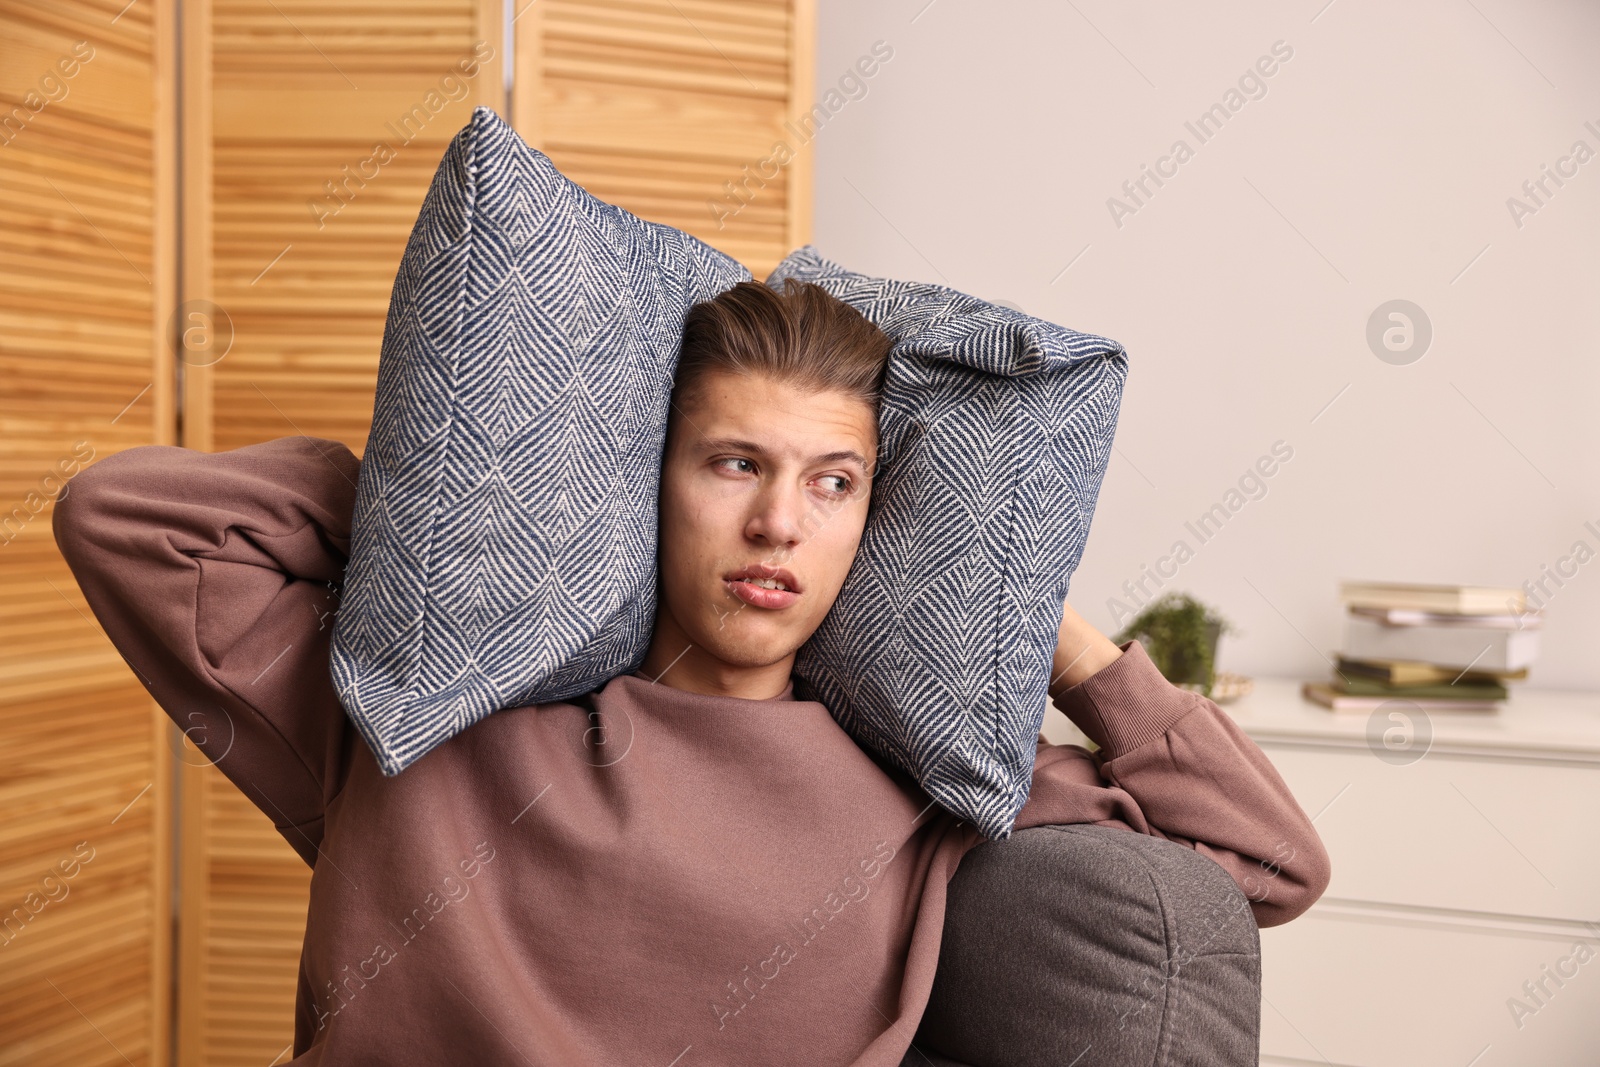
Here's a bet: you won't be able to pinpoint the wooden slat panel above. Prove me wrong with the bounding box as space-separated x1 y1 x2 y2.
194 4 503 459
179 764 312 1067
0 2 174 1064
212 0 481 81
179 3 505 1063
522 0 814 279
206 141 447 452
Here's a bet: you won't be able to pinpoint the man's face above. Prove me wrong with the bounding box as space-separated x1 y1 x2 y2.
655 369 877 674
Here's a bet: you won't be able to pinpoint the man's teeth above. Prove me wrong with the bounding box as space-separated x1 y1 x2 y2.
746 577 789 591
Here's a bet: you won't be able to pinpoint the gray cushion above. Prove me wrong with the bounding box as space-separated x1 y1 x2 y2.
905 825 1261 1067
329 106 751 773
771 248 1128 840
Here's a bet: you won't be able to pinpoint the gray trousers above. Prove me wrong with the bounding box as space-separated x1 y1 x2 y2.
900 825 1262 1067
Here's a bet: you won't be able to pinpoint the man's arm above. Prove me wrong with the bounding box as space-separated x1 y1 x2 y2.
53 437 360 865
1016 602 1332 927
1048 600 1126 690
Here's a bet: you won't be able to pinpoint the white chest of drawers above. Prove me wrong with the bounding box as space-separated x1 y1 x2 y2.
1218 680 1600 1067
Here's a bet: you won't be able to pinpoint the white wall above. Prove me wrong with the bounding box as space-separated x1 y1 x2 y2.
811 0 1600 690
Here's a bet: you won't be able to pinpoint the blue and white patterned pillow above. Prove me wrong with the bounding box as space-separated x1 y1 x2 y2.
771 247 1128 840
329 106 751 773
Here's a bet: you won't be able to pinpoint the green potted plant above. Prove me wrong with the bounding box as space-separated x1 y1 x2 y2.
1112 591 1233 697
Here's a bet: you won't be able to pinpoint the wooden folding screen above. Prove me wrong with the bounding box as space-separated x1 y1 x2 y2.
0 2 176 1065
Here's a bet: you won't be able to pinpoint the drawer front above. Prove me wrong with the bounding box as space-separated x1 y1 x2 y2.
1260 908 1600 1067
1255 743 1600 923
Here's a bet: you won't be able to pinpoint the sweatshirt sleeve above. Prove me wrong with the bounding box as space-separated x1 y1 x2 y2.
52 436 361 866
1014 639 1331 927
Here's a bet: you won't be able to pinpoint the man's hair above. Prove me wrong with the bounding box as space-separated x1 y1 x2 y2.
673 279 891 411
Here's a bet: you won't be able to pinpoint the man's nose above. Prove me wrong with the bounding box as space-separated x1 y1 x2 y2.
745 481 807 548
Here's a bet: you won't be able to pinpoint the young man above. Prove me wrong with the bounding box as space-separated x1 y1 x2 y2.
54 280 1328 1066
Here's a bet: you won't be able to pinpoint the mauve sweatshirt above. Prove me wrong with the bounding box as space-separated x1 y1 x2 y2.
53 436 1329 1067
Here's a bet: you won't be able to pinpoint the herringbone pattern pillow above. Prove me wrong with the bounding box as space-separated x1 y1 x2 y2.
772 248 1128 839
329 106 751 773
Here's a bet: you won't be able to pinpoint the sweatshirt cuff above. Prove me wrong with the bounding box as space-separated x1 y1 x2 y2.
1050 639 1205 759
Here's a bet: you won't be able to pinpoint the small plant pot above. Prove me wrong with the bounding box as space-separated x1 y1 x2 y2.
1136 620 1220 688
1114 593 1232 697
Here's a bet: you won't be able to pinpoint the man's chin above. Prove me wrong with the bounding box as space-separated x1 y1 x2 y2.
697 623 805 672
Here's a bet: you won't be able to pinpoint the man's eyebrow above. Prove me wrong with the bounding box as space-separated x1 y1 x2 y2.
698 437 871 471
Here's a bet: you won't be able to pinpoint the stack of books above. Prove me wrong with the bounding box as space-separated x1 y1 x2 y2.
1301 581 1539 712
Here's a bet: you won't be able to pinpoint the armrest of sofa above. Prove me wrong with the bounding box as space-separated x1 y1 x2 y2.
902 824 1262 1067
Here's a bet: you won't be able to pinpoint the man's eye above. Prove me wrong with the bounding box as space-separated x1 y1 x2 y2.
715 457 755 474
818 475 852 495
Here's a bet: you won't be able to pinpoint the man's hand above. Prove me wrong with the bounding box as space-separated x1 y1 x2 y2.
1047 600 1123 701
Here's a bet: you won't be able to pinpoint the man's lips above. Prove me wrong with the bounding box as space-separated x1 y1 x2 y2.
724 563 801 592
727 579 800 610
724 563 802 610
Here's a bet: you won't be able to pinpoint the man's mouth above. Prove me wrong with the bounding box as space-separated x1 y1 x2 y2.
724 564 802 609
724 564 801 592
